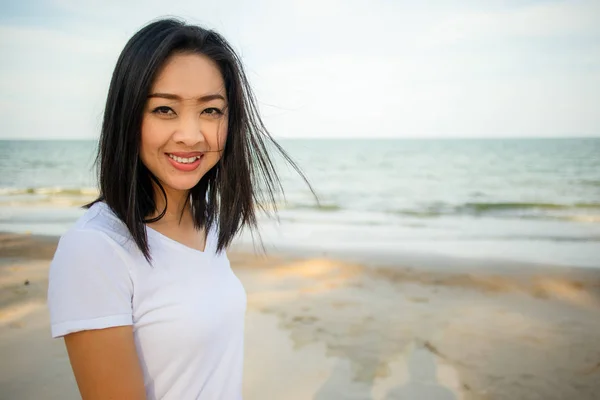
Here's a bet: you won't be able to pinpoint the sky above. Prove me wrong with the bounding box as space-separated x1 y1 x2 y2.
0 0 599 139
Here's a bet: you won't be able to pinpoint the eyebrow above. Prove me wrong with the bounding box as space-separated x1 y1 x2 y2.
147 92 226 102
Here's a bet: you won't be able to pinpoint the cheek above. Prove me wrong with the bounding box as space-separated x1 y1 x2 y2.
140 119 167 162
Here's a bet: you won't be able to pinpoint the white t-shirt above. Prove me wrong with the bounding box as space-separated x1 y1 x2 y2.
47 202 247 399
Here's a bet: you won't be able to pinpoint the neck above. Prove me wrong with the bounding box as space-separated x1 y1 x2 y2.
150 184 192 226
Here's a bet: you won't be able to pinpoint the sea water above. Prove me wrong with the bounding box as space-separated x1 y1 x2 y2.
1 138 599 267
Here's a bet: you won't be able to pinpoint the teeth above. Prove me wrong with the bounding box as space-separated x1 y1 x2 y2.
168 154 200 164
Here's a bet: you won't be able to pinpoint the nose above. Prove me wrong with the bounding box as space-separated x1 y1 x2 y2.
172 113 206 147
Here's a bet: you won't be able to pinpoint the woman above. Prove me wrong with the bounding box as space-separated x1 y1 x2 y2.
48 18 311 399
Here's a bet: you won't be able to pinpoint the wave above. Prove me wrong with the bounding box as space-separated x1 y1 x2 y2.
457 202 600 213
282 202 342 212
393 201 600 222
555 215 600 223
580 179 600 187
0 187 99 196
0 187 98 208
2 188 599 224
0 189 341 212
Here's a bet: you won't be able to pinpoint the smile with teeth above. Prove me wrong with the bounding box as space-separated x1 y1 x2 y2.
167 154 202 164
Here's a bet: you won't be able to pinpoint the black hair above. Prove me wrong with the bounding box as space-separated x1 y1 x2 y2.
88 18 314 261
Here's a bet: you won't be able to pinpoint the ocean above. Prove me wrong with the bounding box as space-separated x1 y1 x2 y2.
1 138 599 267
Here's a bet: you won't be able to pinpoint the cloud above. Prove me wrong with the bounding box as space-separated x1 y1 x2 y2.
0 24 122 138
0 0 598 139
255 53 600 138
419 1 600 47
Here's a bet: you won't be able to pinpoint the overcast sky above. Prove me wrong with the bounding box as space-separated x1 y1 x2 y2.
1 0 599 139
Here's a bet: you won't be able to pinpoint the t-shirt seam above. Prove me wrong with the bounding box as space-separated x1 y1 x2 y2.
51 313 132 327
151 232 214 258
83 203 129 239
78 202 103 228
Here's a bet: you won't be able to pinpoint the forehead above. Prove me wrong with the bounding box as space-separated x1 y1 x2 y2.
151 53 226 98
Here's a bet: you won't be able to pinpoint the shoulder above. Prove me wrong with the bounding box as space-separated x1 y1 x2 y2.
53 202 141 270
66 202 140 251
72 202 132 243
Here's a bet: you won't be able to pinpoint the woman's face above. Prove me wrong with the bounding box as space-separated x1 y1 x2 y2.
140 52 228 196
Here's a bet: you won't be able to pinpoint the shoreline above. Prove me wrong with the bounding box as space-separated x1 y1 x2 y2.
1 232 600 399
6 230 599 274
2 198 600 269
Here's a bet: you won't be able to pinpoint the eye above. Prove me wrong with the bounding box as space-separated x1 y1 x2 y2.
151 106 176 116
203 107 224 117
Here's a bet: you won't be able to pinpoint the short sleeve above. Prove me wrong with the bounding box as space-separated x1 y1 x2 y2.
47 229 134 338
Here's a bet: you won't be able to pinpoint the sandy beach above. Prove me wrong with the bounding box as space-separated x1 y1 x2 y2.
1 232 600 400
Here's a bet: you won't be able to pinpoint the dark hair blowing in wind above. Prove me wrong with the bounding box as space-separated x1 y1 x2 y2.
89 18 314 261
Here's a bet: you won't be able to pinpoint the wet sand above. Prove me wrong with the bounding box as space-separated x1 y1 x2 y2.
1 232 600 399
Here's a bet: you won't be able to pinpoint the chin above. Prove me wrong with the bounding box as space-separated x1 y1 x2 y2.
164 174 205 192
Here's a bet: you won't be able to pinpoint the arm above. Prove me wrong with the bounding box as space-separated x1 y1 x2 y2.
48 229 142 399
64 326 146 400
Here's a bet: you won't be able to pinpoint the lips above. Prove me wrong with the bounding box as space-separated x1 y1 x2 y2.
165 152 204 172
167 153 202 164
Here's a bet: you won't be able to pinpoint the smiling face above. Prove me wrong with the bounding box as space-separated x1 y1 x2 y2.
140 52 228 197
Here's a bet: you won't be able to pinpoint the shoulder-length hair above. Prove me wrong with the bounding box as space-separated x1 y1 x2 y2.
89 18 313 261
